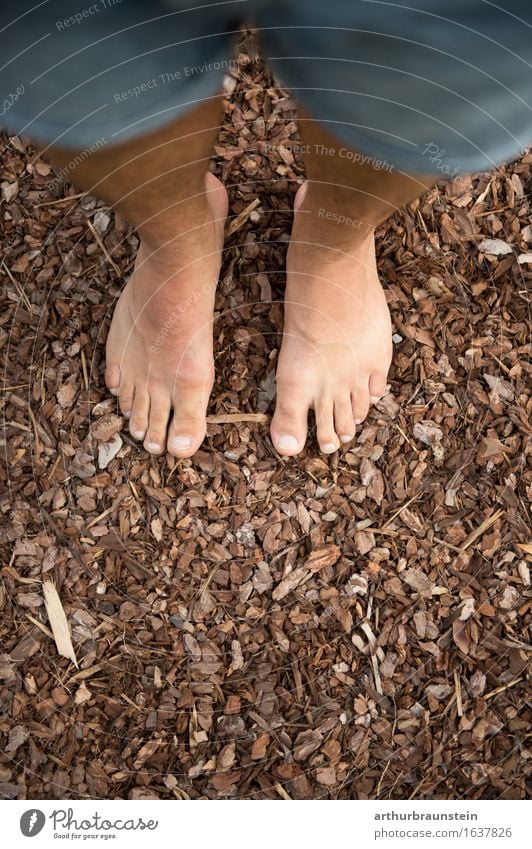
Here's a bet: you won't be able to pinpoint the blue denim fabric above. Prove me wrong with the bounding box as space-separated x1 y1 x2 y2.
1 1 531 173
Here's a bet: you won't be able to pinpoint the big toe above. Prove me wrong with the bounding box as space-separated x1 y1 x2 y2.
167 377 211 459
271 380 310 456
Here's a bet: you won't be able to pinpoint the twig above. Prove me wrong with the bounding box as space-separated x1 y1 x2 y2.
453 669 463 717
34 191 86 207
483 677 524 701
381 488 425 530
207 412 269 424
459 508 504 552
224 198 260 237
2 260 33 313
80 349 89 392
86 218 122 277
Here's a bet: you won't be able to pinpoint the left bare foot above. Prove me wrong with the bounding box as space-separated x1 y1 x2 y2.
271 183 392 456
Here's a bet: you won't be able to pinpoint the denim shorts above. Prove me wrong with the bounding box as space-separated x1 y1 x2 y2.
1 0 531 174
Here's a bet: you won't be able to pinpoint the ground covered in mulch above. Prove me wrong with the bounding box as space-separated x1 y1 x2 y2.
0 32 530 801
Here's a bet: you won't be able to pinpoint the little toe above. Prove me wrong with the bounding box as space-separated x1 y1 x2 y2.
144 388 171 454
129 386 149 441
334 396 356 444
315 398 340 454
271 382 309 456
105 364 121 396
352 385 371 425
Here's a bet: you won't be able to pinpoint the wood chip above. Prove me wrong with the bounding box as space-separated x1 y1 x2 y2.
42 581 78 667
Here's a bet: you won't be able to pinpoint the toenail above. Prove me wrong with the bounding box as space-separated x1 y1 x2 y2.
321 442 338 454
169 435 191 452
146 442 161 453
370 395 381 403
124 411 131 419
109 388 118 396
277 434 299 452
340 434 354 443
354 418 364 425
131 429 145 440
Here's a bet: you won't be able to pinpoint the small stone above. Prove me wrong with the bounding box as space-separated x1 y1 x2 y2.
98 433 123 469
91 413 123 442
93 210 111 235
478 238 513 256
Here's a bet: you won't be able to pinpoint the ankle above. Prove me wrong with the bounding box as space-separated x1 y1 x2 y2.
288 222 375 271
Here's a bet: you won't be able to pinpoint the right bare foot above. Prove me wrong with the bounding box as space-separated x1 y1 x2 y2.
105 172 228 458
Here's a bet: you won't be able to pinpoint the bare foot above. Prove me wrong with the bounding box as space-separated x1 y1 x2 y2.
271 182 392 456
105 172 228 457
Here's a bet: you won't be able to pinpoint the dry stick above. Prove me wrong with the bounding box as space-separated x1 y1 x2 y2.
66 656 129 686
1 384 31 391
486 349 512 375
7 420 31 433
80 349 89 392
86 217 122 277
453 668 463 717
483 676 524 701
25 613 54 640
2 260 33 313
34 191 86 207
393 422 419 452
459 508 504 552
224 197 260 237
381 487 425 530
207 412 269 424
85 505 114 529
274 782 292 800
27 404 41 457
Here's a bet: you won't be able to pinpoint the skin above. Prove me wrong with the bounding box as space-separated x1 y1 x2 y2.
271 111 435 455
47 97 228 458
46 99 435 458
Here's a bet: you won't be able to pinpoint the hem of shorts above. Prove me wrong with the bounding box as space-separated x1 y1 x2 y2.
275 85 525 176
1 56 229 151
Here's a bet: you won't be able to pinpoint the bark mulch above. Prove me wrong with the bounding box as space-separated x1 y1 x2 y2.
0 32 530 800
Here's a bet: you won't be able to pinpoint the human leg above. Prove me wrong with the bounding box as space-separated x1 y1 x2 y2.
271 115 434 455
48 98 228 458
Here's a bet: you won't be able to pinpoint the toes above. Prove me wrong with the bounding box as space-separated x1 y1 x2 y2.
271 382 310 456
129 386 149 442
315 398 340 454
369 373 387 403
352 385 371 425
118 381 134 418
105 364 120 396
334 396 356 444
144 389 171 454
167 383 210 459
